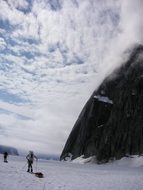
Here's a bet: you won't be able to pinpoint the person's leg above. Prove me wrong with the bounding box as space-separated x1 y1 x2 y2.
4 156 6 162
27 161 30 172
30 162 33 173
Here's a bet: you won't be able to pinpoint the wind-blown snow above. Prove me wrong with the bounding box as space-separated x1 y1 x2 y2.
0 154 143 190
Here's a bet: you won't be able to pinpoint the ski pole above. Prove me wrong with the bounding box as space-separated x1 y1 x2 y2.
21 163 27 170
35 159 38 172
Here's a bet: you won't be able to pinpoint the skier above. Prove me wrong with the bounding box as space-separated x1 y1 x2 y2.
3 152 8 163
26 151 38 173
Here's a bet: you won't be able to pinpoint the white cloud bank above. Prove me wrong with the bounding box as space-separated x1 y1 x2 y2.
0 0 142 155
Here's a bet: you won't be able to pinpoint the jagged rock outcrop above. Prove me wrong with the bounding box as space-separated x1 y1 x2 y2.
60 45 143 162
0 145 19 155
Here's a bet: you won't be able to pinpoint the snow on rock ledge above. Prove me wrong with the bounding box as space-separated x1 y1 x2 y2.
94 95 113 104
72 155 96 164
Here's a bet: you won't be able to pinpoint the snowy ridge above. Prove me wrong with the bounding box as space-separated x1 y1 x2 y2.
71 154 143 167
71 155 96 164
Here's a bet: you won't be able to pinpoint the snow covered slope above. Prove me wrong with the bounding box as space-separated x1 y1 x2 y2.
0 154 143 190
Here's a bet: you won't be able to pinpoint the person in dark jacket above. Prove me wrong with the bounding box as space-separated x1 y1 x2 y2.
3 152 8 163
26 151 38 173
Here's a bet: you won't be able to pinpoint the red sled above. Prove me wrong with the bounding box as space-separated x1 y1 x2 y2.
34 172 44 178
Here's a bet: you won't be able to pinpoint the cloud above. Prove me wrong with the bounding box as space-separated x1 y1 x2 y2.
120 0 143 43
4 0 29 9
0 0 142 155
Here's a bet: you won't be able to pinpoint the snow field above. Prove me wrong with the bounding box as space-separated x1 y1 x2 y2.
0 155 143 190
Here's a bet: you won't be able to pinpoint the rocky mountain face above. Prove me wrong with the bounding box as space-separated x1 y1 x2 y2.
0 145 19 155
60 45 143 163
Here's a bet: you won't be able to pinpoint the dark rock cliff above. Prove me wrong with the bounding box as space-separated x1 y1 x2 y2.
60 45 143 162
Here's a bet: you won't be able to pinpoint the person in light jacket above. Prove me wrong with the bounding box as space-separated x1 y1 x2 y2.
26 151 38 173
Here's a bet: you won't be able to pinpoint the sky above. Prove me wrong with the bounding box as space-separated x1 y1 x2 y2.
0 0 143 155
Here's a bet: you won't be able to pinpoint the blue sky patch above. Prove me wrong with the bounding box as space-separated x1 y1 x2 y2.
0 108 32 120
0 90 29 104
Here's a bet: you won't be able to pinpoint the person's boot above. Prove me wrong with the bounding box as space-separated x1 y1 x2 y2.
27 169 30 172
31 169 33 173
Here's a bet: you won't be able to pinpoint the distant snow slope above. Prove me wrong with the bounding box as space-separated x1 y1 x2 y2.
0 154 143 190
